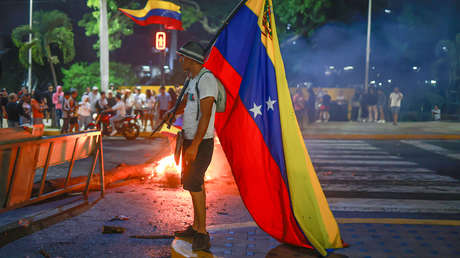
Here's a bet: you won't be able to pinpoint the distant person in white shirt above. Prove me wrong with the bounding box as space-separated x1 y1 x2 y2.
432 105 441 121
88 86 101 115
389 87 403 125
133 86 146 120
105 94 126 136
78 95 92 130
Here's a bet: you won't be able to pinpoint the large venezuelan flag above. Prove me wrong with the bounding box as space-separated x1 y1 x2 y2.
204 0 344 256
119 0 183 30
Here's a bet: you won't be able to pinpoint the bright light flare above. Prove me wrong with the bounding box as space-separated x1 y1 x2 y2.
148 154 213 183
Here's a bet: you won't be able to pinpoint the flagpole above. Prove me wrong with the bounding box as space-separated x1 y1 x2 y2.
28 0 33 92
149 0 248 137
204 0 248 53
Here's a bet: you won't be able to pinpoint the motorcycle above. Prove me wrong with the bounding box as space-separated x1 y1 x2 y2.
88 111 140 140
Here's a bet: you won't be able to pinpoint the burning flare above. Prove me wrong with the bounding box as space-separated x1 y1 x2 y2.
149 154 212 182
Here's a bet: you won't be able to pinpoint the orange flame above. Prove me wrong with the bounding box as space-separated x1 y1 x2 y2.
150 154 212 182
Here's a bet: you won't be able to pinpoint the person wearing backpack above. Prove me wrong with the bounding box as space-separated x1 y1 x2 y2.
167 41 220 251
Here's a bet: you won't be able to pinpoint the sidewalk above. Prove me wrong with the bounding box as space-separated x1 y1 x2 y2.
302 121 460 139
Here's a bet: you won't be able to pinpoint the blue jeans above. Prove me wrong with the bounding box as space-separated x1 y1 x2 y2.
110 114 124 131
55 109 62 128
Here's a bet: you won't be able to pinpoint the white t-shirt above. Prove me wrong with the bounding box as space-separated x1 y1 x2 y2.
183 69 218 140
133 93 145 109
156 93 172 111
146 96 156 109
78 102 92 117
389 92 403 107
88 92 100 112
432 109 441 120
112 100 126 117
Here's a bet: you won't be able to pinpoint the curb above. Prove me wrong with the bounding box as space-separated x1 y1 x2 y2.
0 197 100 247
42 130 460 140
43 130 165 138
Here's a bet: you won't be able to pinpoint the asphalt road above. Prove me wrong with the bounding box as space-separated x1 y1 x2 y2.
2 138 460 257
305 139 460 218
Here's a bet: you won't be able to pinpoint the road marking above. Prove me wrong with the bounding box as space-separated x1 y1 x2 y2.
317 171 457 182
308 150 390 155
401 140 460 160
322 184 460 194
207 218 460 231
305 140 367 144
337 218 460 226
328 198 460 214
313 159 418 165
316 166 434 173
311 155 402 160
171 238 221 258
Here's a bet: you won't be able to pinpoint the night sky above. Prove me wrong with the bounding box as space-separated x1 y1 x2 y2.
0 0 459 89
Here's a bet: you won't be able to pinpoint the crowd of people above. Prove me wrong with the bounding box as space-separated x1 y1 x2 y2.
292 86 443 129
0 84 181 135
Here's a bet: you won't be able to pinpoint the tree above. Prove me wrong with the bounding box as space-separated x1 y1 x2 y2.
78 0 140 52
11 10 75 87
433 34 460 100
178 0 333 40
61 62 138 94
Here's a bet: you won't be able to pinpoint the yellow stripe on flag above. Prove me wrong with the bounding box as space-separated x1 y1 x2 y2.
246 0 345 255
119 0 181 18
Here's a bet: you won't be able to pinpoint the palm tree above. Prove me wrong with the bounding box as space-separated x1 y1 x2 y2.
11 10 75 87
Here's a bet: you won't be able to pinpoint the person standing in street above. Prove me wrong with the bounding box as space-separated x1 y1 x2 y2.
31 92 45 135
44 84 54 125
170 42 218 251
389 87 403 125
377 89 387 123
78 95 92 130
0 88 8 128
306 87 316 124
321 90 331 122
53 86 64 129
155 86 172 120
6 93 20 128
88 86 101 117
61 91 71 133
143 89 156 131
367 88 378 122
293 89 305 129
432 105 441 121
19 93 32 126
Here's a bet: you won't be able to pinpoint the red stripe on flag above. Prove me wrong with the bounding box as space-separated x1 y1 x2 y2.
121 10 183 30
205 47 312 248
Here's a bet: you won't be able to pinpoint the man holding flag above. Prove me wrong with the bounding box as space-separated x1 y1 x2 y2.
169 42 218 251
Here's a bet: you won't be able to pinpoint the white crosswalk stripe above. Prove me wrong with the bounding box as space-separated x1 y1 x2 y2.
310 155 402 160
304 139 460 213
401 140 460 160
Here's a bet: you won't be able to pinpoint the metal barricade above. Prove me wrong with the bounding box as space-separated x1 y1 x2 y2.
0 130 104 212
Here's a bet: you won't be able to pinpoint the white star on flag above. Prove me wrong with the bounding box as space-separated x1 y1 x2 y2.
249 103 262 118
266 97 277 111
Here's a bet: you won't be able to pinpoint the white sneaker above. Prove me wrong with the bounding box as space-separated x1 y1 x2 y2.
110 130 118 136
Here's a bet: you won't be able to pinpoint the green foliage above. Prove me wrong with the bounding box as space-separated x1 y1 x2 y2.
78 0 140 52
11 10 75 68
61 62 138 93
273 0 331 37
